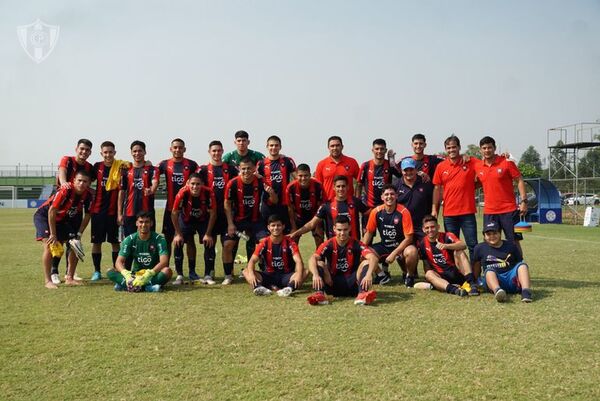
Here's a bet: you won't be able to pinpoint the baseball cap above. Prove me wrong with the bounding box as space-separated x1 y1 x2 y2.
482 221 500 233
400 158 417 170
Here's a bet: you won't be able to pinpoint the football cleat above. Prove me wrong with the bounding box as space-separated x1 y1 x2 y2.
404 275 415 288
307 292 330 305
144 284 162 293
189 272 201 282
203 275 216 285
253 286 272 296
354 290 377 305
373 272 392 285
276 287 294 297
221 275 234 286
173 275 185 285
50 273 61 285
91 271 102 281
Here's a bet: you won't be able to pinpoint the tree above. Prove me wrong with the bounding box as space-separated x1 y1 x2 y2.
519 146 542 171
549 140 568 179
577 148 600 177
464 144 480 157
518 163 541 178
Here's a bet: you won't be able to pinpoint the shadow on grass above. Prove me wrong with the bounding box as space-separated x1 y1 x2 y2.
532 278 600 290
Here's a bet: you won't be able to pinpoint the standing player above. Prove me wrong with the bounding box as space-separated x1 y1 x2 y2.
286 164 324 247
157 138 199 270
474 136 527 253
355 138 400 217
307 216 378 306
291 175 369 242
389 134 444 183
34 171 93 288
243 214 305 297
432 135 478 260
315 136 360 201
361 185 418 287
223 157 277 285
222 130 265 171
395 158 433 245
257 135 296 231
118 141 159 236
419 215 479 296
89 141 122 281
171 173 217 285
50 139 94 284
472 221 533 302
197 140 237 284
107 211 173 292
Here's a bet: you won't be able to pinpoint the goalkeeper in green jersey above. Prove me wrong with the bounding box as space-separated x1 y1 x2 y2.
107 211 173 292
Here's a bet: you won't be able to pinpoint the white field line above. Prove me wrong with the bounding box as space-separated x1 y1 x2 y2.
527 234 600 244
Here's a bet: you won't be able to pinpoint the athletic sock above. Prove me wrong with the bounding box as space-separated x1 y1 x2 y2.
174 246 184 275
464 273 476 286
92 253 102 272
381 263 389 273
223 262 234 276
204 247 215 276
155 271 168 286
446 283 458 294
51 256 60 275
188 259 196 275
377 271 386 278
111 251 119 267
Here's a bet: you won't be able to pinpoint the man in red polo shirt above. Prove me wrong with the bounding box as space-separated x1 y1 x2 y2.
473 136 527 252
432 135 478 260
315 136 360 201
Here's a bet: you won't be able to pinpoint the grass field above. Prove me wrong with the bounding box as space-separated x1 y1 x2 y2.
1 209 600 401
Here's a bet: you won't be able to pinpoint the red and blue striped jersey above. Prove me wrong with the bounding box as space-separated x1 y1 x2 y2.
253 236 299 273
158 158 199 211
286 178 323 222
197 163 237 213
120 165 158 217
40 186 93 222
315 238 372 277
90 162 118 215
56 156 93 188
257 156 296 206
418 232 460 273
172 185 216 224
225 176 266 223
316 196 368 240
357 160 399 208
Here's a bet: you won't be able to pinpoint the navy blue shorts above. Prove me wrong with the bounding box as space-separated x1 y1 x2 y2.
319 267 368 297
179 219 208 241
162 210 175 238
34 208 79 242
440 268 466 285
370 243 405 262
91 213 119 244
225 220 268 242
258 271 298 289
483 210 523 242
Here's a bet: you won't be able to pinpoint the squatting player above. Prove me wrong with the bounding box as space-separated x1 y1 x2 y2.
107 211 173 292
243 214 305 297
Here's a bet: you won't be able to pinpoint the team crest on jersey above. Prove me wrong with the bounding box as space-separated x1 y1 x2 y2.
344 165 349 171
424 163 428 167
393 217 400 224
462 166 467 171
149 245 155 251
497 168 502 174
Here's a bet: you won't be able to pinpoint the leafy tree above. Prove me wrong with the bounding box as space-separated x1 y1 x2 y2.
518 163 541 178
578 148 600 177
519 146 542 171
464 144 480 158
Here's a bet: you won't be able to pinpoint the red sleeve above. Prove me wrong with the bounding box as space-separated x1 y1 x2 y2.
153 166 160 183
59 156 70 169
51 188 68 208
314 160 324 183
351 158 360 179
400 207 414 235
208 189 217 211
314 240 329 258
225 179 236 201
287 236 300 256
358 162 367 185
432 162 443 185
172 188 185 212
365 207 378 233
358 241 373 258
287 157 297 172
253 240 266 258
507 159 521 179
286 181 295 205
445 232 459 244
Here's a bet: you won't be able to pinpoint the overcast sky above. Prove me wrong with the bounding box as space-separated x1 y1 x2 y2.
1 0 599 169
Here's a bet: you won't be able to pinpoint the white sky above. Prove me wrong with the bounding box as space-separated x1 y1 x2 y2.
1 0 599 169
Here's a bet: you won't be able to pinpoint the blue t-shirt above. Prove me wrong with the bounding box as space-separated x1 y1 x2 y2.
472 240 522 272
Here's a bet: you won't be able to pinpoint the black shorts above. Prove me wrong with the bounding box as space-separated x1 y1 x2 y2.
483 211 523 242
258 271 297 289
34 208 79 242
162 210 175 238
440 268 466 286
91 213 119 244
179 219 208 241
225 220 268 242
213 210 228 237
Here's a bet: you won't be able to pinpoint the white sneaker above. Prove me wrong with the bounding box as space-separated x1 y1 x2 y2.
276 287 293 297
173 275 185 285
253 285 272 296
222 275 234 285
50 273 61 285
204 275 216 285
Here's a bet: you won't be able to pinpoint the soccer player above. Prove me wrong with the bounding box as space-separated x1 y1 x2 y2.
223 157 277 285
389 133 444 182
157 138 199 265
306 216 378 305
118 140 159 237
355 138 400 210
474 136 527 252
257 135 297 231
197 140 238 284
315 136 360 201
361 185 418 287
291 175 369 242
107 211 173 292
171 173 217 285
34 170 93 289
89 141 122 281
395 158 433 244
419 215 479 297
472 221 532 302
432 135 478 260
222 130 265 171
243 214 305 297
286 164 324 247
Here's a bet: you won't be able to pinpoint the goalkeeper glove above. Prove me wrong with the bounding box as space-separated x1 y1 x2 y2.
121 269 133 283
68 238 85 261
133 269 155 287
49 242 64 258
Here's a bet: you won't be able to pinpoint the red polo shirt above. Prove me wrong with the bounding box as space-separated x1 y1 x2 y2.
473 156 521 214
314 154 360 201
432 158 476 216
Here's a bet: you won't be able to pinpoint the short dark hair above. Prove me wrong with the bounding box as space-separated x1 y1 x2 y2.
130 140 146 150
208 140 223 149
444 135 461 148
75 170 91 180
333 175 348 184
188 172 202 182
372 138 387 147
235 130 249 139
327 136 343 146
422 214 437 225
297 163 311 173
171 138 185 146
411 134 426 142
136 211 153 220
382 184 396 192
334 215 350 225
239 157 255 166
266 135 281 144
77 139 93 148
100 141 115 149
479 136 496 148
267 214 283 225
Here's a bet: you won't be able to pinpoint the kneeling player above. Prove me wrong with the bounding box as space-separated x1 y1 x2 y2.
243 215 304 297
419 215 479 297
307 216 378 306
361 185 418 287
34 171 93 288
107 211 173 292
171 173 217 284
472 221 533 303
